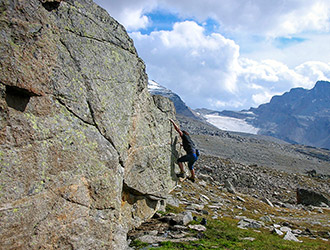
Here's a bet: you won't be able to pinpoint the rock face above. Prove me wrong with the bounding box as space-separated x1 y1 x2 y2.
0 0 179 249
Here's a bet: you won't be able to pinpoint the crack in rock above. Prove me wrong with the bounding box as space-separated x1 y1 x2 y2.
63 1 137 55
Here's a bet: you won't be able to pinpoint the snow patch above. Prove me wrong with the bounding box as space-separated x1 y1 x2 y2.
241 111 256 116
148 80 162 90
205 114 260 134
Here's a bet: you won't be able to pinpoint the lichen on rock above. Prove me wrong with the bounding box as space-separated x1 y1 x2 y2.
0 0 179 249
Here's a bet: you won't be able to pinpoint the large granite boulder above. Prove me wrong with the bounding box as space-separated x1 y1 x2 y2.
0 0 179 249
297 188 330 207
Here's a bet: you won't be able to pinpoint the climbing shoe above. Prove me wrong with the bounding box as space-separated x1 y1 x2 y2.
176 172 185 178
188 177 195 183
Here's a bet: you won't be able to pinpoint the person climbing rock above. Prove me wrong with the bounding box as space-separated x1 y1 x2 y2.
169 118 199 182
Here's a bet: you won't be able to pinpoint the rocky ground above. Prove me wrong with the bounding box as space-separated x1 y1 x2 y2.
178 114 330 175
128 155 330 249
127 115 330 249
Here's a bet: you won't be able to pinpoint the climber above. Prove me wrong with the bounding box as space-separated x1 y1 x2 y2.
169 118 199 182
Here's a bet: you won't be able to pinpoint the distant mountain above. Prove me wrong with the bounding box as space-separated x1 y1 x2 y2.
210 81 330 149
148 80 202 120
149 80 330 149
250 81 330 149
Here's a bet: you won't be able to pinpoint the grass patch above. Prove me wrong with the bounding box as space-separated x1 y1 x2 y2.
164 204 185 214
130 239 149 249
151 217 329 250
131 178 329 249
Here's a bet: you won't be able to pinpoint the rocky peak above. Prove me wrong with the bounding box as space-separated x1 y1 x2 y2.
148 80 201 120
248 81 330 149
255 81 330 115
0 0 180 249
314 80 330 93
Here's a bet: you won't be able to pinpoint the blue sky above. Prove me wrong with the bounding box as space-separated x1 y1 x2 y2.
139 10 220 35
94 0 330 111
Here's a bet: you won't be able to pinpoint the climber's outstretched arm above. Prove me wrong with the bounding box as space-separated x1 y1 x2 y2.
169 118 183 137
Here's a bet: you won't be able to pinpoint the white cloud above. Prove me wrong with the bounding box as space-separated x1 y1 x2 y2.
252 91 276 106
94 0 330 110
119 8 150 31
131 21 241 109
239 33 330 70
295 61 330 87
94 0 155 31
236 58 315 107
157 0 330 36
209 99 245 110
239 59 310 86
276 1 330 36
95 0 330 35
132 19 330 110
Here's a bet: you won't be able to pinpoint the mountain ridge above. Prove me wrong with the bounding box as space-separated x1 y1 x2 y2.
250 80 330 149
197 81 330 149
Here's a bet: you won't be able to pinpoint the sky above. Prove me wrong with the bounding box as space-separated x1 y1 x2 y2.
94 0 330 111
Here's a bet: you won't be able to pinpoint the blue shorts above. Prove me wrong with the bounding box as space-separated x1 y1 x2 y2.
177 153 198 170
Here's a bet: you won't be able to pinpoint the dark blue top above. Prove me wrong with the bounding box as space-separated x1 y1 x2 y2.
181 133 195 154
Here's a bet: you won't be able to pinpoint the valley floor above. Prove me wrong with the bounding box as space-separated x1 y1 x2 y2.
129 155 330 249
